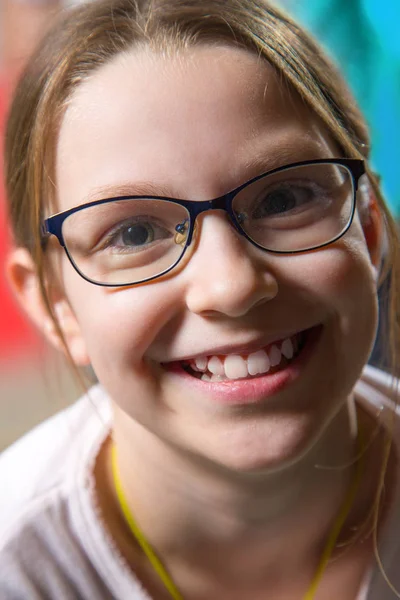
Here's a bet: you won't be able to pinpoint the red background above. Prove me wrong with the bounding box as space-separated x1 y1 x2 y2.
0 79 39 361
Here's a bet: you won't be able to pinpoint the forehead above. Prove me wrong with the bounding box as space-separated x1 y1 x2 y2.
56 44 336 210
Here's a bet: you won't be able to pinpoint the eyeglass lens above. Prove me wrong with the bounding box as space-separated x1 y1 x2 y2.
232 163 353 253
61 162 354 285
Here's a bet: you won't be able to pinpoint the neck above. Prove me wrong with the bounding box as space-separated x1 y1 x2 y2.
100 401 364 589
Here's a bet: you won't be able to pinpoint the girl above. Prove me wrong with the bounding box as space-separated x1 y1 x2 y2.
1 0 400 598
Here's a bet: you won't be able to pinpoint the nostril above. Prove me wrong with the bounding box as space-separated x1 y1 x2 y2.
253 297 271 310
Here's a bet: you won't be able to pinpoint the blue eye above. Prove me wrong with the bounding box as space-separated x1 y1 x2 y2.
101 217 174 254
121 223 155 247
253 185 315 219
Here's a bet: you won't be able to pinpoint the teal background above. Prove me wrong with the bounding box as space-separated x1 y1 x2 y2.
283 0 400 217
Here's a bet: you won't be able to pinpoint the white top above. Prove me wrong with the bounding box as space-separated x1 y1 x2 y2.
0 365 400 599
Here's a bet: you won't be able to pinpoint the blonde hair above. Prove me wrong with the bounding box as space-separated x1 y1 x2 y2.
4 0 400 588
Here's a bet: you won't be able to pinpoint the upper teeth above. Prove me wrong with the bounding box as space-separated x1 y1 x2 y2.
188 336 296 381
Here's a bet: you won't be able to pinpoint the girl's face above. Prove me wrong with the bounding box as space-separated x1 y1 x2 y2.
54 45 379 471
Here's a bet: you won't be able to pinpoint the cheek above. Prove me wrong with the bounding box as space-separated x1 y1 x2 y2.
65 275 181 371
294 234 378 345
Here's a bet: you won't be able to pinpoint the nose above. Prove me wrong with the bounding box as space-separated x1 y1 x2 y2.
184 213 278 318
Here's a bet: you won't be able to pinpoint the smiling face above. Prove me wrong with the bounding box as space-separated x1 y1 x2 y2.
52 45 379 471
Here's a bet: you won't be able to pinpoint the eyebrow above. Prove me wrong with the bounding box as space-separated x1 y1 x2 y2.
82 182 177 205
81 140 334 205
242 139 335 177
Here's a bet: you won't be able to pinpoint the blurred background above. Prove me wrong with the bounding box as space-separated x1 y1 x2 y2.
0 0 399 451
0 0 79 451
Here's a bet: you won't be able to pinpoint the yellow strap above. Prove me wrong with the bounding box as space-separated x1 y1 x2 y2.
111 445 184 600
304 424 365 600
303 448 364 598
111 431 364 600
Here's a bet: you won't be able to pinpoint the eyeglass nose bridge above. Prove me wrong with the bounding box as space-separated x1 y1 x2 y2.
181 190 243 247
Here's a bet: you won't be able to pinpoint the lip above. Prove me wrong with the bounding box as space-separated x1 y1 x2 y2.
163 325 323 405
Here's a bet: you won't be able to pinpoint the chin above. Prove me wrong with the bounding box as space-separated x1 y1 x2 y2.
180 415 322 478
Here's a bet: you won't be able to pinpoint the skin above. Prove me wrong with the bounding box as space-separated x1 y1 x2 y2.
9 45 384 598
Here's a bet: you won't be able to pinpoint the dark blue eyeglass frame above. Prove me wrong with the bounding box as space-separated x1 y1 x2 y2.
41 158 365 287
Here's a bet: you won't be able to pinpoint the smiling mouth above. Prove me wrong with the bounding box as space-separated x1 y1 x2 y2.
180 330 308 383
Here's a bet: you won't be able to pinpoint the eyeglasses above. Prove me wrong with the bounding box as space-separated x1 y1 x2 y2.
42 158 365 287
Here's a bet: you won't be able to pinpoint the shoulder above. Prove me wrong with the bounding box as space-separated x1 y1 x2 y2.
356 365 400 415
0 487 109 599
0 387 151 599
354 367 400 598
0 384 111 543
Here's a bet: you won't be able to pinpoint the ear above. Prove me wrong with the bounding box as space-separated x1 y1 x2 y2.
7 247 91 366
358 178 383 270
